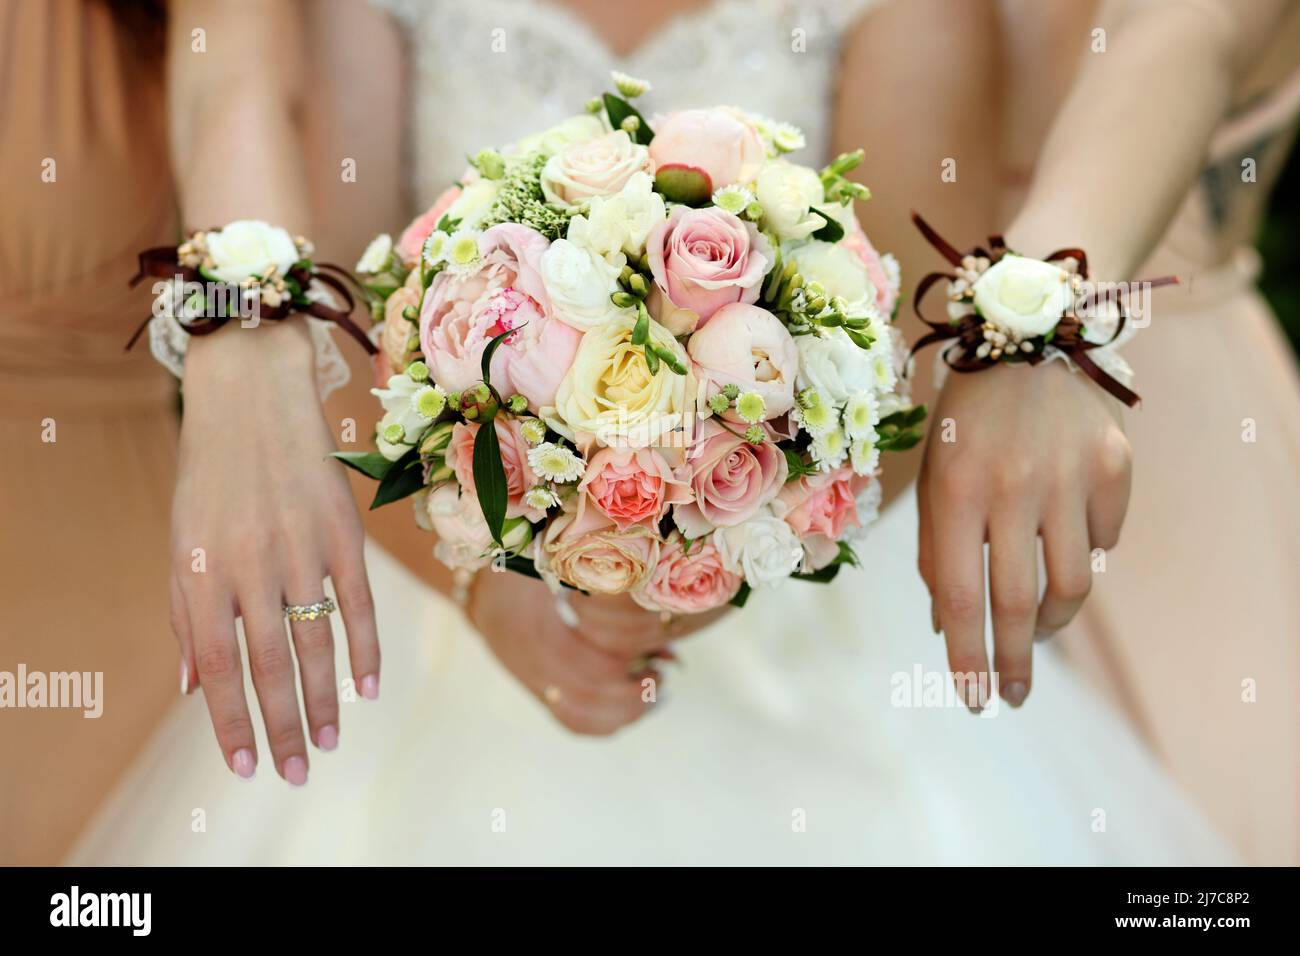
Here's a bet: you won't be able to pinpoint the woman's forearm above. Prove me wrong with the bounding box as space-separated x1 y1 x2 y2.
1008 0 1289 277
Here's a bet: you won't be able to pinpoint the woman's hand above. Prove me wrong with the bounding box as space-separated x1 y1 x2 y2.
170 321 379 784
468 573 662 735
569 591 732 658
917 361 1131 710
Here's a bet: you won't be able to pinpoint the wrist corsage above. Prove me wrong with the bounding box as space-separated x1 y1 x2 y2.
909 213 1177 407
127 220 378 397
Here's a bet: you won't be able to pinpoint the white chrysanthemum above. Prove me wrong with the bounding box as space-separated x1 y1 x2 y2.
371 372 428 460
423 230 450 267
355 233 393 273
842 390 880 439
527 442 586 483
810 428 848 471
410 384 447 421
849 434 880 477
445 229 482 274
772 122 806 153
735 390 767 424
793 391 838 437
521 418 548 445
611 70 652 98
524 485 562 511
712 184 755 215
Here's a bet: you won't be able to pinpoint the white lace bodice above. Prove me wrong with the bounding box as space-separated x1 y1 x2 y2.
378 0 878 209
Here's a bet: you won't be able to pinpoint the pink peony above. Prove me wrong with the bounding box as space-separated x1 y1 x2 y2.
841 217 899 318
674 419 788 536
647 109 765 191
632 534 742 614
687 302 799 419
420 223 577 408
579 446 694 532
645 205 774 331
396 186 461 265
447 417 545 521
775 466 870 570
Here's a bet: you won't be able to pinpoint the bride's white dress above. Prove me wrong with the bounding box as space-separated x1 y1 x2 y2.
69 0 1235 865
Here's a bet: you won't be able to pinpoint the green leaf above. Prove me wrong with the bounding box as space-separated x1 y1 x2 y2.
480 323 522 386
729 582 752 608
503 554 544 580
792 563 843 584
876 430 924 453
809 206 845 243
472 421 509 546
331 450 394 481
783 448 818 482
603 93 654 146
653 164 713 206
878 404 928 430
369 447 424 509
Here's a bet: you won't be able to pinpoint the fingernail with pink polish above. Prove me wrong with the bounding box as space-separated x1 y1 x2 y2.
360 674 380 701
1003 682 1029 708
231 748 256 781
179 659 189 696
317 725 339 752
283 755 308 787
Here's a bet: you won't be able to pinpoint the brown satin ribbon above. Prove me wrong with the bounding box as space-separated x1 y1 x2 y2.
125 245 378 356
908 213 1178 408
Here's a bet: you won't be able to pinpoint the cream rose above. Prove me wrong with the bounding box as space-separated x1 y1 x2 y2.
785 239 878 315
509 113 605 157
712 512 803 589
204 220 298 284
553 314 696 448
754 161 825 242
971 254 1073 339
539 238 629 331
566 172 667 263
541 130 654 209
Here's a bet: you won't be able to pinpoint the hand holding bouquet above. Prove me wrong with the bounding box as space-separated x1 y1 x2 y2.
341 74 925 615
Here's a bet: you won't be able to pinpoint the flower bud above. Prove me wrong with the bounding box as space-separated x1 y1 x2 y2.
474 149 506 180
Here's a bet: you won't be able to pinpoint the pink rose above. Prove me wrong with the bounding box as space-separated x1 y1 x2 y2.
841 218 899 318
536 504 660 595
632 533 742 614
424 484 494 572
647 109 765 192
645 206 774 331
420 223 576 407
579 446 693 532
775 466 869 570
540 130 654 208
447 417 544 521
674 419 788 536
396 186 461 265
687 302 799 419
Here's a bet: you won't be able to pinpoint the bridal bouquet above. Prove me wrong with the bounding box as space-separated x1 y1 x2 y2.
340 74 924 612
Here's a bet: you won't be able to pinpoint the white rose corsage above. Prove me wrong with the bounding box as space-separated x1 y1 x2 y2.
127 220 379 398
909 213 1178 407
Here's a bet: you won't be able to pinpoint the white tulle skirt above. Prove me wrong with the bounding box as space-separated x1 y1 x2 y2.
68 491 1235 865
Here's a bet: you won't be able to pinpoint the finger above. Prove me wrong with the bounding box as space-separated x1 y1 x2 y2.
1037 502 1092 637
170 573 197 696
987 508 1037 708
547 671 656 736
931 499 991 711
917 468 938 633
187 584 258 779
242 587 310 786
284 575 340 753
329 546 380 702
1086 431 1132 550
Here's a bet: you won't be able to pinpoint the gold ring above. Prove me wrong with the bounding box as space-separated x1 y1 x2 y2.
542 684 563 706
284 597 337 622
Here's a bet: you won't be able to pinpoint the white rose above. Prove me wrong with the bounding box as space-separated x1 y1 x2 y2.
355 233 393 274
971 254 1073 339
712 512 803 589
567 172 666 262
755 161 825 241
205 220 298 284
785 239 877 315
444 178 502 230
795 328 875 405
540 130 654 209
540 239 629 331
553 313 696 447
509 114 606 157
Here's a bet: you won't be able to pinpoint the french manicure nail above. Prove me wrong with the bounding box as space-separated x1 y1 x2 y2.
1003 682 1028 708
231 748 256 781
317 725 339 752
283 755 308 787
179 659 189 695
930 601 940 635
360 674 380 701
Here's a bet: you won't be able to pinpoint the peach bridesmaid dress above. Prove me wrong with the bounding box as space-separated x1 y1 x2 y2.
1060 73 1300 865
0 0 179 864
